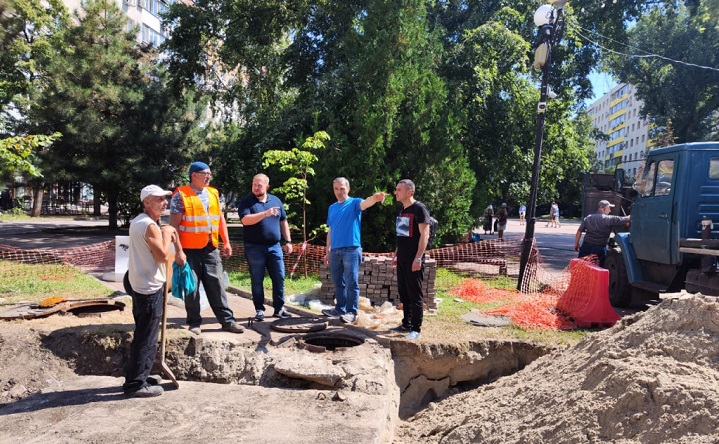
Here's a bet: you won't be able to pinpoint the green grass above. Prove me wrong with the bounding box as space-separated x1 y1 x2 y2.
0 210 31 222
0 261 112 304
227 271 320 296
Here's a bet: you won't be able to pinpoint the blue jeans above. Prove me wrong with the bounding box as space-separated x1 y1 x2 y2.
329 246 362 315
244 243 285 312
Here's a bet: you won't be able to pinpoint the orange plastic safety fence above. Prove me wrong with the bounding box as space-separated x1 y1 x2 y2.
2 237 592 331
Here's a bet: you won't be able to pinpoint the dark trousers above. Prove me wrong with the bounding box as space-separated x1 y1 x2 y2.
578 242 607 266
184 247 235 327
123 287 163 393
397 260 424 333
244 243 285 312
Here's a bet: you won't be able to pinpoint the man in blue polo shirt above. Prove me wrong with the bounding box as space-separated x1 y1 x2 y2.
322 177 387 324
239 174 294 322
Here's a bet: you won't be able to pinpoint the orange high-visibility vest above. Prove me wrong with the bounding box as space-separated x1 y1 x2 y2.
175 185 221 249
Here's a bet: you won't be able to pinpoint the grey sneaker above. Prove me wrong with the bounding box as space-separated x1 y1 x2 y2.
321 308 341 319
273 307 293 319
405 331 421 340
146 374 162 386
188 325 201 335
255 310 265 322
125 385 163 398
222 322 245 333
340 312 357 324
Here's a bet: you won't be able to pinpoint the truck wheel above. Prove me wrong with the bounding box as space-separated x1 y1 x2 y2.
605 250 632 307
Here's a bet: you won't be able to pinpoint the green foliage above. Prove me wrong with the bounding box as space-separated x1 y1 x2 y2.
0 132 59 180
0 0 69 116
608 1 719 143
161 0 654 249
262 130 329 242
18 0 204 227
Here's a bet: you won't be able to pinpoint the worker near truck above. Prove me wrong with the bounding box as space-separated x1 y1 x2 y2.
575 200 630 266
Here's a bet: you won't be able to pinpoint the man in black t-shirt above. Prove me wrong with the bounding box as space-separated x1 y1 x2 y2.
392 179 430 340
238 174 294 322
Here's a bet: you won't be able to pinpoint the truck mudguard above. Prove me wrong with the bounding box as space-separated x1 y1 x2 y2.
613 232 644 285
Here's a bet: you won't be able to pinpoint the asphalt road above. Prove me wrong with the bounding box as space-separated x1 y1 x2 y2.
479 217 580 274
1 216 582 274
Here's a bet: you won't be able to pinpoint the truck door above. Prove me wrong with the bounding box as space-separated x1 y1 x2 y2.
631 156 676 264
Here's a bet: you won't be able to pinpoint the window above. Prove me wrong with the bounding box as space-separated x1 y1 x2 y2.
635 161 656 197
654 160 674 196
710 159 719 179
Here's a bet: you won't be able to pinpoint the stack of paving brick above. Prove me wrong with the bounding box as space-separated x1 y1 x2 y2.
319 256 437 309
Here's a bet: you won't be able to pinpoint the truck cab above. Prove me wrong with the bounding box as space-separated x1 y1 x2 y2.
607 142 719 307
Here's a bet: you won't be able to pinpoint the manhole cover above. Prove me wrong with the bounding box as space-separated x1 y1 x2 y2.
301 332 364 351
271 317 328 333
0 299 126 320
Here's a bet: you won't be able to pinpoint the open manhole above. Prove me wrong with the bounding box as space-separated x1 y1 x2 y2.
301 332 364 351
270 317 328 333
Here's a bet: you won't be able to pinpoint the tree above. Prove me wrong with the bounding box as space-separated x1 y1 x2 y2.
0 132 59 180
262 130 329 244
608 1 719 142
24 0 203 227
0 0 69 118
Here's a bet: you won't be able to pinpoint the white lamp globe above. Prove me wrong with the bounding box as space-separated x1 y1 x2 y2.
534 4 554 27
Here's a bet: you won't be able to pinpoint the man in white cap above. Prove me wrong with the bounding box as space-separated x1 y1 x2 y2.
574 199 630 266
170 161 244 335
124 185 183 397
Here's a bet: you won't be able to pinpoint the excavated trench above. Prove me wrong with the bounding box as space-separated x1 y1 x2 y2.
39 320 555 420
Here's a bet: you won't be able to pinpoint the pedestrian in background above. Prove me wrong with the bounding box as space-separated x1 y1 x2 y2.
238 174 294 322
392 179 430 340
483 204 494 235
322 177 387 324
575 200 630 266
496 203 508 239
124 185 182 398
518 204 526 226
170 161 245 335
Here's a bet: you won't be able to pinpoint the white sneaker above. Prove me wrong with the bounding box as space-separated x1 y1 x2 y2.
340 312 357 324
255 310 265 322
405 331 421 340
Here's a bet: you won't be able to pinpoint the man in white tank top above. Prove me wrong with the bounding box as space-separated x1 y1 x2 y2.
123 185 183 398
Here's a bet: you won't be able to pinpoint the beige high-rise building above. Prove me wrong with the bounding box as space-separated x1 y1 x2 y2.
61 0 192 47
587 83 653 181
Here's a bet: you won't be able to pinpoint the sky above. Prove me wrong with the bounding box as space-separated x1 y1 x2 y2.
587 70 617 104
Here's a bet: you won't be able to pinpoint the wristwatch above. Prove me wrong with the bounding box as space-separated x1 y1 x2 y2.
413 257 422 263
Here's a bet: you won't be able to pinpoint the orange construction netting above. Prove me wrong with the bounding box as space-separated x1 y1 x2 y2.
0 238 600 331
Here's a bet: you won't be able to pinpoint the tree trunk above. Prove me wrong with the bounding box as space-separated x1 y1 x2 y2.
93 184 101 216
107 191 118 229
31 184 44 217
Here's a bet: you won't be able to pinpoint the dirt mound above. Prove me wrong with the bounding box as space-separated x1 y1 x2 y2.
0 324 79 405
395 293 719 443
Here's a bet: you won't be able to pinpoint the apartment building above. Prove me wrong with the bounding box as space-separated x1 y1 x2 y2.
587 83 653 181
61 0 189 47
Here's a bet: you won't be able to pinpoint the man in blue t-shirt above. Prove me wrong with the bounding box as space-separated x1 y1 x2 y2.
322 177 388 324
239 174 294 322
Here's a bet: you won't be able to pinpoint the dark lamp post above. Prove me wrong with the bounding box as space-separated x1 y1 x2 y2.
517 1 568 292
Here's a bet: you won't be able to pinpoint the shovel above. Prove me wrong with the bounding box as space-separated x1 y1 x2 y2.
161 261 179 388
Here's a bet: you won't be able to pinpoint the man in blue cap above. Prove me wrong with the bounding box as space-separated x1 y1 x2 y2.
169 161 244 335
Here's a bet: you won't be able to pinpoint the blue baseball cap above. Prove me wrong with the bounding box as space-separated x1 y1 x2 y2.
189 161 210 179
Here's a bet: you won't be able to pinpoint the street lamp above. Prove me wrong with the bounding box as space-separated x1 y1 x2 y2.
517 0 568 292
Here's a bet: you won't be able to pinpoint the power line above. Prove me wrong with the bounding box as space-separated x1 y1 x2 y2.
571 23 719 73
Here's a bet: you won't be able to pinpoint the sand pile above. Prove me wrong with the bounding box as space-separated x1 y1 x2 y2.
396 293 719 443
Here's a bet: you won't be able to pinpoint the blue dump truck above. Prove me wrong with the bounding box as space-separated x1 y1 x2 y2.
606 142 719 307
